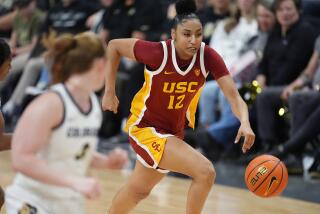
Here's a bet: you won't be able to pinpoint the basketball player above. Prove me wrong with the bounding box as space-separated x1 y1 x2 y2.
102 0 255 213
5 32 128 214
0 38 12 209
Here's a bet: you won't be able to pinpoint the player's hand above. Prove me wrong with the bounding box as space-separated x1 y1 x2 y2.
234 121 255 153
102 89 119 114
70 177 101 200
106 147 129 170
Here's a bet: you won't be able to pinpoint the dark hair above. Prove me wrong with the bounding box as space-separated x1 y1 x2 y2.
45 32 105 84
258 0 275 11
173 0 200 29
273 0 301 13
0 38 11 66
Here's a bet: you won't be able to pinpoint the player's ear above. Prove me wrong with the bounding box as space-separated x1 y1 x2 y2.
171 28 176 41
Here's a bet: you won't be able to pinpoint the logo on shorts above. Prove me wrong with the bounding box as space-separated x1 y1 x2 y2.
19 203 37 214
152 142 161 152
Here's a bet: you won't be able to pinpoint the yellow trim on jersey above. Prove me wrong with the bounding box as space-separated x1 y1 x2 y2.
186 85 204 129
124 70 152 132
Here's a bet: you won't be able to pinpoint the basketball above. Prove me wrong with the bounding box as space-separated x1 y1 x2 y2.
245 155 288 198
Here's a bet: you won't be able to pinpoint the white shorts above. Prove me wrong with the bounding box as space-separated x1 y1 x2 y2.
5 185 85 214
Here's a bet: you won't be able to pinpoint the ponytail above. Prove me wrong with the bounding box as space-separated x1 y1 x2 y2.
45 32 105 84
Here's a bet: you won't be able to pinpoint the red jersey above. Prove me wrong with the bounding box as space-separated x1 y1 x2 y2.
125 40 229 138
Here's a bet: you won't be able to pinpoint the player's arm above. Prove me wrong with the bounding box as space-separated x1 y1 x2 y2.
205 46 255 153
11 93 82 188
217 75 255 153
102 38 138 113
90 148 128 170
12 94 101 199
105 38 138 89
0 112 12 151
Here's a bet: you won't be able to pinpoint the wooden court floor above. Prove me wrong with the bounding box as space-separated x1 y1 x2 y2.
1 151 319 214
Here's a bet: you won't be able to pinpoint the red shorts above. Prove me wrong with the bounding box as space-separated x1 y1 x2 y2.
128 125 173 173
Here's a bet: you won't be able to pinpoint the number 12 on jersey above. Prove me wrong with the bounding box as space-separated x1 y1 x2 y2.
168 94 185 109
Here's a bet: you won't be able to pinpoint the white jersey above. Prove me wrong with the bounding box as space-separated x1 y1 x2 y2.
8 83 102 199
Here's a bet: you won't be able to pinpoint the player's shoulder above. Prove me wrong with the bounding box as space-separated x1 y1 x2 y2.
27 91 63 114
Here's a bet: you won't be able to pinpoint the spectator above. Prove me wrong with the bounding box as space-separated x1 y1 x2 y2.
2 0 97 119
268 35 320 174
0 0 44 94
255 0 317 153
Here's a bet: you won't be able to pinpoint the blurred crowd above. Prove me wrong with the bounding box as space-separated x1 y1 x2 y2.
1 0 320 178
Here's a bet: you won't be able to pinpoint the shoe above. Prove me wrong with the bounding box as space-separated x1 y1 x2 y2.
283 154 303 175
308 157 320 179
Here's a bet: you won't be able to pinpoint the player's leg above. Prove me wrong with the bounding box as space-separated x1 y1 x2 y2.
108 161 165 214
159 136 216 214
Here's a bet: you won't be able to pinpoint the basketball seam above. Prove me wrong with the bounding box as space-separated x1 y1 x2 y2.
269 162 284 196
246 160 276 183
253 160 281 193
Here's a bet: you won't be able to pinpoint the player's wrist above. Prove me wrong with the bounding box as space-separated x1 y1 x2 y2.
64 175 78 190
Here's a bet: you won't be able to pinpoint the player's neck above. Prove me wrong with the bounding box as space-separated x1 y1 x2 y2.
173 42 193 61
65 78 91 102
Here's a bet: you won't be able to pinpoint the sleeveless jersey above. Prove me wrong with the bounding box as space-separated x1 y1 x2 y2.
12 83 102 199
125 40 208 138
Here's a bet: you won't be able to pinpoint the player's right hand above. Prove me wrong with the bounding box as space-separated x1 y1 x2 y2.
70 177 101 200
102 90 119 114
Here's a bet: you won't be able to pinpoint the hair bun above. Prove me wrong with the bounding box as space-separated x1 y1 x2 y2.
175 0 197 16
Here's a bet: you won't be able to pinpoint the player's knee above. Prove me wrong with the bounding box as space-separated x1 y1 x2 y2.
195 161 216 186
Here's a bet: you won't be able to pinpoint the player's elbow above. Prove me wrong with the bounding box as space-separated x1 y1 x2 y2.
107 39 117 50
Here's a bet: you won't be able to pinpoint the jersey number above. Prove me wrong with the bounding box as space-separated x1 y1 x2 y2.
168 95 185 109
75 143 90 160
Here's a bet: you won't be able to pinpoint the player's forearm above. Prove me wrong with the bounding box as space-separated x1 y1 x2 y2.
104 40 121 92
0 134 12 151
230 95 250 124
12 154 76 189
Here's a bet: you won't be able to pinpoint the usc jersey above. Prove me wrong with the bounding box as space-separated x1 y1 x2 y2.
126 40 210 138
125 39 228 171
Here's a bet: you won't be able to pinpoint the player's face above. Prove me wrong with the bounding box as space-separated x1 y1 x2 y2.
257 5 275 33
276 0 299 29
172 18 203 59
0 57 11 80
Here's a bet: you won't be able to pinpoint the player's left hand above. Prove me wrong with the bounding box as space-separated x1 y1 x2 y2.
234 121 255 153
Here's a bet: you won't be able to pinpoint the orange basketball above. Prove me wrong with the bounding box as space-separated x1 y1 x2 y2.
245 155 288 198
